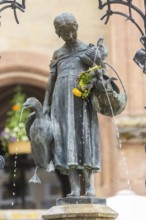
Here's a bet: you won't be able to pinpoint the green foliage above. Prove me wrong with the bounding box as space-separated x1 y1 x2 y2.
75 65 101 99
0 87 31 151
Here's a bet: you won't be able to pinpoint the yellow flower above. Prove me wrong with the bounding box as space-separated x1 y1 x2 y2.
79 79 86 90
88 65 101 72
72 88 82 97
12 104 20 111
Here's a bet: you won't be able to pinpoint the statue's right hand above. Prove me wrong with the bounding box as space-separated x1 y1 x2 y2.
43 105 51 116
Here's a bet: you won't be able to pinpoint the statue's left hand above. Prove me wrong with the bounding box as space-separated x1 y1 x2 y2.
85 45 99 60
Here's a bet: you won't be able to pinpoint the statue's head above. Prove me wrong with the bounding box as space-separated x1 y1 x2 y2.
54 13 78 43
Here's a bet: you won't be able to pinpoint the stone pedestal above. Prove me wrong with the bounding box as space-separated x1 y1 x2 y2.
56 196 106 206
42 204 118 220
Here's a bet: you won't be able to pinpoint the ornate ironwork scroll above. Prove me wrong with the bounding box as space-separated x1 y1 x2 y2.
0 0 26 24
98 0 146 73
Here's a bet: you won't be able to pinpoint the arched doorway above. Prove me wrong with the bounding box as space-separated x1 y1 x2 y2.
0 51 70 209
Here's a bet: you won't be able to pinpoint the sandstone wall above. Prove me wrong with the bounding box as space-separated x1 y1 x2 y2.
0 0 145 200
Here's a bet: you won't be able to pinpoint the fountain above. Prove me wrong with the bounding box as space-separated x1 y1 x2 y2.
22 12 129 220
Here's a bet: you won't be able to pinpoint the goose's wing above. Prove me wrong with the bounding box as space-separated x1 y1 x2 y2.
25 112 36 140
31 139 49 169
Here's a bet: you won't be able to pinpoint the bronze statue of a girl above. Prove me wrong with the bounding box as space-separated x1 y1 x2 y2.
43 12 108 197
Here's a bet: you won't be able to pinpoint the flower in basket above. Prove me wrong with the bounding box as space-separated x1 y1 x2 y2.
72 65 102 99
0 87 31 152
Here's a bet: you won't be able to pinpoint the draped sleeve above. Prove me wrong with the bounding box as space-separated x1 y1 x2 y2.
49 50 59 77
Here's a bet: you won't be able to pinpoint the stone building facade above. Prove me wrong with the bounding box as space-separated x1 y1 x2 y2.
0 0 145 209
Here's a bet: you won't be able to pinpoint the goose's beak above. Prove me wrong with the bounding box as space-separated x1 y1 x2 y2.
23 101 29 109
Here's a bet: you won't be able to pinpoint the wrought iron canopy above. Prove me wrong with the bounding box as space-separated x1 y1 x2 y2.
98 0 146 73
0 0 26 24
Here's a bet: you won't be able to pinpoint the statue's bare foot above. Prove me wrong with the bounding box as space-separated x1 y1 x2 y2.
84 189 96 197
67 191 80 197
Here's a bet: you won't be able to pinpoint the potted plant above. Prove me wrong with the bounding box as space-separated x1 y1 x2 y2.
0 87 31 155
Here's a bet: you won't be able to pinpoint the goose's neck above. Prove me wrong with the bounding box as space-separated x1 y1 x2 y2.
35 106 43 118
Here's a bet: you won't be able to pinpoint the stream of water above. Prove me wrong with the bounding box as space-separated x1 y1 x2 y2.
100 72 132 191
11 107 24 207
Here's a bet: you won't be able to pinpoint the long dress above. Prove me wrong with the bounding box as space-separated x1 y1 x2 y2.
50 41 106 174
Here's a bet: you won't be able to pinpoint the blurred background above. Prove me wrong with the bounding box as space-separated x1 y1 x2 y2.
0 0 146 219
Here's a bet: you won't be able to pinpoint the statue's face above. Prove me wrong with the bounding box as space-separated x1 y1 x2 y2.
59 24 78 44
